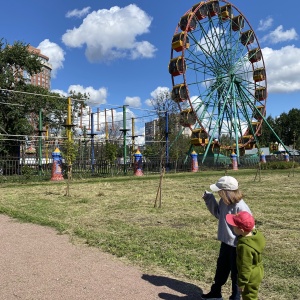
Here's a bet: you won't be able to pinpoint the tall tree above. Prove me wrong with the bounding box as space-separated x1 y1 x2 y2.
274 109 300 148
0 39 86 156
147 89 186 161
0 40 44 156
258 115 277 147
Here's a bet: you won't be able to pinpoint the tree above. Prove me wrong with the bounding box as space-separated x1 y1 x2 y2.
147 89 188 163
258 109 300 149
0 39 43 89
258 115 277 147
274 109 300 148
0 39 86 157
0 40 44 156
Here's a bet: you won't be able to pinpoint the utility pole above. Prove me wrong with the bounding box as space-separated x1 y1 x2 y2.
128 118 142 158
119 105 129 175
38 108 46 176
165 111 169 171
288 131 296 177
88 112 96 174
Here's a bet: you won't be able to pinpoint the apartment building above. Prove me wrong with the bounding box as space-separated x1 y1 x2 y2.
145 119 159 144
23 45 52 90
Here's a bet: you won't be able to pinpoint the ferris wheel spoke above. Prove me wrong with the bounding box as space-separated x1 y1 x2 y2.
188 27 228 73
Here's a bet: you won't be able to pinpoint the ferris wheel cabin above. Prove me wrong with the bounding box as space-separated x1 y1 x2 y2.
241 135 256 149
253 105 266 120
240 30 254 45
179 13 197 32
253 67 266 82
251 121 262 136
231 15 244 31
255 87 267 100
248 48 262 63
191 128 209 146
192 2 208 20
171 84 188 102
169 56 186 76
207 0 220 17
220 4 233 21
179 108 197 127
172 32 190 52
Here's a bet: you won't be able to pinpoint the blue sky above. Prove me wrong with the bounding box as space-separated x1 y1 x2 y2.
1 0 300 144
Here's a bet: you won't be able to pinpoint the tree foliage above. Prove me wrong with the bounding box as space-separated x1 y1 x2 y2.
0 39 86 156
146 90 190 161
274 109 300 148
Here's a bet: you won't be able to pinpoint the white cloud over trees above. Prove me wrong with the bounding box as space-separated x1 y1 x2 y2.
68 84 108 105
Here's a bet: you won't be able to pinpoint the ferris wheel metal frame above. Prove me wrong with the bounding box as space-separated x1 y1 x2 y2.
169 0 287 163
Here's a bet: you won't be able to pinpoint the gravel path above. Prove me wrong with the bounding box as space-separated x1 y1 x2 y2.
0 215 203 300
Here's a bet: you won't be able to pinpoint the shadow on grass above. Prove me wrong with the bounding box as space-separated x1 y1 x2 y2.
142 274 203 299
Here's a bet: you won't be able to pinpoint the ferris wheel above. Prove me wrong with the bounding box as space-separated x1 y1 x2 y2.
169 0 269 162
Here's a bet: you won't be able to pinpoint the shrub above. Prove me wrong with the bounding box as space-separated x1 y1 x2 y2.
261 161 299 170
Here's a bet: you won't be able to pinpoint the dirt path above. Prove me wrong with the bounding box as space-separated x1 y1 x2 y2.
0 215 203 300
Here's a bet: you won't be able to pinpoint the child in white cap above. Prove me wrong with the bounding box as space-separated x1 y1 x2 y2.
201 176 252 300
226 211 265 300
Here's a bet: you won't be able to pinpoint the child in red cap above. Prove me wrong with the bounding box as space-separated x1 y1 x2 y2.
226 211 266 300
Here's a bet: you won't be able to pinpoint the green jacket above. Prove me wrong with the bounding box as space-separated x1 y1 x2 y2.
236 229 266 290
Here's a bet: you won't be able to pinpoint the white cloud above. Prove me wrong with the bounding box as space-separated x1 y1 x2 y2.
262 45 300 93
62 4 157 62
68 84 107 105
258 17 273 31
51 89 68 97
145 98 152 107
37 39 65 78
66 7 91 18
130 41 156 59
261 25 298 44
150 86 170 99
124 96 141 107
145 86 170 107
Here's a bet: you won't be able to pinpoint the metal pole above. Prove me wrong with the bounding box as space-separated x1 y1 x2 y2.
91 112 95 174
97 107 100 131
38 108 43 176
67 97 72 142
105 109 108 142
132 118 135 158
123 105 127 175
165 111 169 171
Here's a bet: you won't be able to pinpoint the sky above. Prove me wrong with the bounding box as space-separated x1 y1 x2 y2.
1 0 300 145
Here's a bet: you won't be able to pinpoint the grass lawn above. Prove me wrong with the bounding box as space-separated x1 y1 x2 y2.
0 168 299 299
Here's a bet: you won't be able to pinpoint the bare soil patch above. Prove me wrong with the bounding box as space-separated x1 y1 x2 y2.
0 214 202 300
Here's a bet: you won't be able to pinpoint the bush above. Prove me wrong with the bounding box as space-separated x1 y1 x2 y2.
261 161 299 170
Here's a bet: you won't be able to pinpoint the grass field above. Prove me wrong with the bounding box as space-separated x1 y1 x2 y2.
0 168 299 299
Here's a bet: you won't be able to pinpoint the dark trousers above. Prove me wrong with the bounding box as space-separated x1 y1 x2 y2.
210 242 240 299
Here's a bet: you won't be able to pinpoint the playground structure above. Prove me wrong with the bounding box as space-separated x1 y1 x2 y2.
0 89 297 178
169 0 289 165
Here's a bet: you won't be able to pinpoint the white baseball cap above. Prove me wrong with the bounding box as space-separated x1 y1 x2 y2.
210 176 239 192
